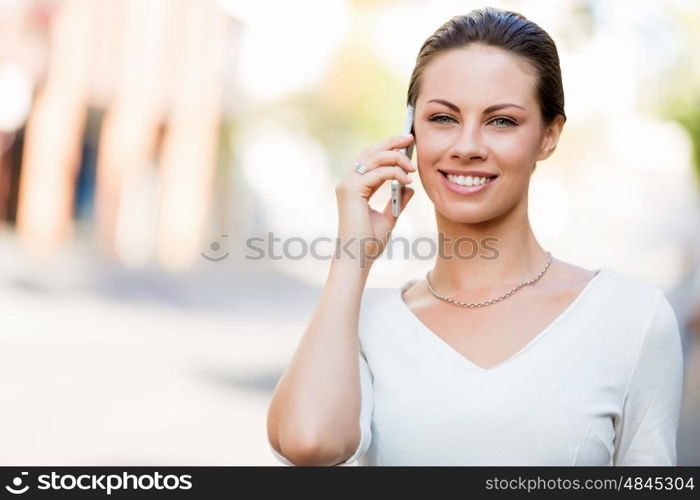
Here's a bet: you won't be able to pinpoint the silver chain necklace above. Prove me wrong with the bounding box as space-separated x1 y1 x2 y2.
424 251 553 308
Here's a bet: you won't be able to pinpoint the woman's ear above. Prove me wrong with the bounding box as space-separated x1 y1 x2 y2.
536 114 565 162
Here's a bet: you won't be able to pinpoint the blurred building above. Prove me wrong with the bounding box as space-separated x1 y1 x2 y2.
0 0 239 270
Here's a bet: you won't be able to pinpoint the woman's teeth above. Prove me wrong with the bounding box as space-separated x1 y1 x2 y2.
445 174 496 186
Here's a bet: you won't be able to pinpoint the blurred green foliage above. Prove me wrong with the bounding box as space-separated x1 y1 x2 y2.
248 42 411 177
222 2 700 192
665 93 700 183
659 5 700 185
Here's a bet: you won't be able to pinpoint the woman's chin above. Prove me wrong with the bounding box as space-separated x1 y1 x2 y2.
437 205 497 224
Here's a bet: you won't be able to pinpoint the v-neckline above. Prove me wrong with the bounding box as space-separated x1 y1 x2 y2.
395 267 607 373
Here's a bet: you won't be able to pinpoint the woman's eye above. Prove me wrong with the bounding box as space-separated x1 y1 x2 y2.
491 117 517 127
428 115 518 127
428 114 454 123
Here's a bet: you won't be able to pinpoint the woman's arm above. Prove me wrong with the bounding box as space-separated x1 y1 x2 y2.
270 347 375 466
266 259 370 466
266 133 415 466
612 290 685 465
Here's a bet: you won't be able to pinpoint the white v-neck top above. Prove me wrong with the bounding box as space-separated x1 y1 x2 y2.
271 266 684 466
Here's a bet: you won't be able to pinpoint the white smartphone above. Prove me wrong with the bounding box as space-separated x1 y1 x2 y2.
391 104 415 217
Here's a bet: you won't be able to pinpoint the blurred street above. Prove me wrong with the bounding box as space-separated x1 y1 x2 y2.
0 233 699 465
0 234 320 465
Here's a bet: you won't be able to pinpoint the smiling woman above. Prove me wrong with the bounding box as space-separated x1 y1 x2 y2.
267 6 684 466
411 40 565 227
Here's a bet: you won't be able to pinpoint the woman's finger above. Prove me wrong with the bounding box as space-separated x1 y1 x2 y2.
358 150 416 174
359 165 412 188
363 133 414 155
338 165 412 202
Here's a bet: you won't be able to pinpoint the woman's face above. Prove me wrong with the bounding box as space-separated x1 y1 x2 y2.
414 43 563 224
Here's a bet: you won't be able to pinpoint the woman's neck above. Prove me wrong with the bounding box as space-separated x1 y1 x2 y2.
430 203 548 296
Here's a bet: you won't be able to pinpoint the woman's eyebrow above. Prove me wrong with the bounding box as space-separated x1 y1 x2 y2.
426 98 524 114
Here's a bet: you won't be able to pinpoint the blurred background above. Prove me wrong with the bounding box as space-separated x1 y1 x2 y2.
0 0 698 465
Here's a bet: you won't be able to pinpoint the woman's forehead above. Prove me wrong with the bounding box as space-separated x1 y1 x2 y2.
420 46 537 106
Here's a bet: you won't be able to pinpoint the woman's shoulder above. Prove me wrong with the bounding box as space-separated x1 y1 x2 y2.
551 258 663 305
542 262 678 368
361 277 422 308
357 283 408 351
585 265 681 350
360 283 402 314
596 265 667 303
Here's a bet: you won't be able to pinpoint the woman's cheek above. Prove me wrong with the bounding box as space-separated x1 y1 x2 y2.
420 128 454 150
493 140 533 172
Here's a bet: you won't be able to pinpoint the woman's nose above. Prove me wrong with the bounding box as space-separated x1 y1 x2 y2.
449 122 488 161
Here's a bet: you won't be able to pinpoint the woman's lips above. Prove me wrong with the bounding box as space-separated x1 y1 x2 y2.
439 171 498 195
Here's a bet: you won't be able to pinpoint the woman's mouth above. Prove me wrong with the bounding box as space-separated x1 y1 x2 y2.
438 170 498 195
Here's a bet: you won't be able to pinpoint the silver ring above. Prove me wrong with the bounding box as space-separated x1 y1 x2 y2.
353 161 368 175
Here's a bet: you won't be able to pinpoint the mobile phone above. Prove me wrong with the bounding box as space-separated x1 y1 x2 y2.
391 104 415 217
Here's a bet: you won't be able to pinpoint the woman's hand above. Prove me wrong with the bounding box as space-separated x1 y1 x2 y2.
334 134 416 269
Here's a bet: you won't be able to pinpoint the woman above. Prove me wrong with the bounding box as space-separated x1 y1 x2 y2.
267 7 684 466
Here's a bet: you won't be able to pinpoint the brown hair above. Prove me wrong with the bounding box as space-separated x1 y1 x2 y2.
407 6 566 129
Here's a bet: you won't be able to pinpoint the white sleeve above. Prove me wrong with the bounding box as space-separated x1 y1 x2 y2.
270 441 295 466
270 350 375 466
612 290 685 465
